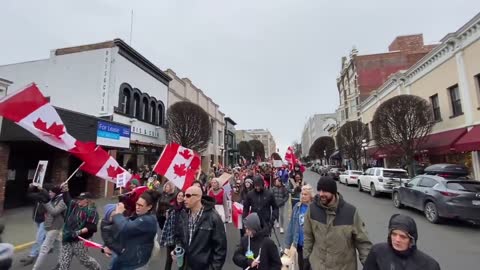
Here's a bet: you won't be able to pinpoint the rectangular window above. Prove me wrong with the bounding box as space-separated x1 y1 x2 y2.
475 74 480 107
210 119 215 143
430 94 441 121
345 108 349 120
218 131 223 146
448 84 463 117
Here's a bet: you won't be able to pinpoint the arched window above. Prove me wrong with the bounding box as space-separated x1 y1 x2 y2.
157 102 165 126
150 100 157 124
133 92 140 118
142 97 149 121
121 88 131 115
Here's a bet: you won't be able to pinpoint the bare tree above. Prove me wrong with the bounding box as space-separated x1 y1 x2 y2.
336 121 369 170
271 152 282 160
238 141 252 159
372 95 434 176
167 101 211 153
309 136 335 161
248 140 265 161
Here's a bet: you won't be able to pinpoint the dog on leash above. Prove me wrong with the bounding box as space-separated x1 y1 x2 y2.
281 245 298 270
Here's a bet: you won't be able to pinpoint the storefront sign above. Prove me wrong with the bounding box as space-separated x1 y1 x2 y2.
131 125 160 138
97 121 131 148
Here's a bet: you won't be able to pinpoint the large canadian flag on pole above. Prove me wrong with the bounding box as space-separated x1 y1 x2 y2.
0 84 77 151
75 145 131 183
285 146 305 172
154 143 201 191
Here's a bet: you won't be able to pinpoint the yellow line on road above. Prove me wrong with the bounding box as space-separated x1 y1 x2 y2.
14 241 35 252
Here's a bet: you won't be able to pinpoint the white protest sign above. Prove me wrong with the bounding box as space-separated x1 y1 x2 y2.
273 160 283 168
32 160 48 187
116 172 127 188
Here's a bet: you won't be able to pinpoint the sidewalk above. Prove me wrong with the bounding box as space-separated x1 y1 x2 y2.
1 197 117 250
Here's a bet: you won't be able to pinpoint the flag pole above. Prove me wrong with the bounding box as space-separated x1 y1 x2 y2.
63 163 83 185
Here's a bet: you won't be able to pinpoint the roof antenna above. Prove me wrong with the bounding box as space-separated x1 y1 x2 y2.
129 9 134 45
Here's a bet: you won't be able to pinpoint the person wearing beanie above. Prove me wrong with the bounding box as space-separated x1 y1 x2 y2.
100 204 123 270
233 213 282 270
242 175 279 235
363 214 440 270
32 184 66 270
303 176 372 270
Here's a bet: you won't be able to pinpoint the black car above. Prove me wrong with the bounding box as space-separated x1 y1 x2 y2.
392 175 480 224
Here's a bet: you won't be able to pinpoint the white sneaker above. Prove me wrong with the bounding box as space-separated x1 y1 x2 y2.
275 222 280 228
280 228 284 234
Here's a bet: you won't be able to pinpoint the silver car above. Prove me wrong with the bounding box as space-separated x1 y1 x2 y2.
393 175 480 224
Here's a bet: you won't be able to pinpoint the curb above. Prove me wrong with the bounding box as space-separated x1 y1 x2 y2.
14 241 35 252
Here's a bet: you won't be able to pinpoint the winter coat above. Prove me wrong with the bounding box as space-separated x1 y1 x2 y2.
364 243 440 270
363 214 440 270
303 194 372 270
156 191 177 219
100 218 124 255
27 186 48 224
233 231 282 270
42 194 67 231
62 191 99 243
284 202 308 248
242 189 279 229
271 186 289 208
175 196 227 270
111 213 157 270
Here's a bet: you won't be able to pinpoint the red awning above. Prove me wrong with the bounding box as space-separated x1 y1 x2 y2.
421 128 467 155
454 125 480 152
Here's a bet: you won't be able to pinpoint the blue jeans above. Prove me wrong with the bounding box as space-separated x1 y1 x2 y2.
29 222 46 257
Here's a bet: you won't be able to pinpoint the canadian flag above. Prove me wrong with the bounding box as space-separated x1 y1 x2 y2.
285 146 305 172
75 146 131 183
78 236 103 249
0 84 77 151
232 202 244 229
153 143 201 191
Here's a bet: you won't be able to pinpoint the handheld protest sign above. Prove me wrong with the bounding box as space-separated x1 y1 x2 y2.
32 160 48 187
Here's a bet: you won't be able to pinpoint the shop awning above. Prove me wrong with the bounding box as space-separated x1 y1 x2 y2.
421 128 467 155
366 147 395 159
454 125 480 152
330 150 342 160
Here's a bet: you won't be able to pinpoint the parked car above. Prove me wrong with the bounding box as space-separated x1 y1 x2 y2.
328 167 344 181
392 175 480 224
339 170 363 185
423 163 470 178
358 167 409 197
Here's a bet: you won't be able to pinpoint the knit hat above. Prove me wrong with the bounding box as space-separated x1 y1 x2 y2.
103 204 116 221
244 213 262 232
253 175 264 187
245 178 253 185
130 179 140 187
317 176 337 194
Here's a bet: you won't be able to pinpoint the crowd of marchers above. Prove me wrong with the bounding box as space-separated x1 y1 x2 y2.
0 163 442 270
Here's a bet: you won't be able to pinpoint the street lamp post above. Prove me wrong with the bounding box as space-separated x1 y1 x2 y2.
361 139 368 170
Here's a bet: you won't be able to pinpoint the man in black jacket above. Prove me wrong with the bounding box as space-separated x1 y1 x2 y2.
364 214 440 270
242 176 279 233
173 185 227 270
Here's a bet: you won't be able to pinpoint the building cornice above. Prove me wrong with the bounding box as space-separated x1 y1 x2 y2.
360 12 480 113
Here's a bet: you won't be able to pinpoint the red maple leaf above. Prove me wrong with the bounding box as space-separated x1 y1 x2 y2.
179 149 192 160
173 163 187 177
107 165 124 178
33 118 65 139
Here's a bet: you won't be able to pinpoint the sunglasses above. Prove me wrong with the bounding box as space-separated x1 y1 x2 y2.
185 193 200 198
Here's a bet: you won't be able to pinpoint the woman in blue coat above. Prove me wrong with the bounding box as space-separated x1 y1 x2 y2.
110 189 160 270
284 184 314 270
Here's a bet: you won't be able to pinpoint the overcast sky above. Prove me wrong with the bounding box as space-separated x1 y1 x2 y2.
1 0 478 157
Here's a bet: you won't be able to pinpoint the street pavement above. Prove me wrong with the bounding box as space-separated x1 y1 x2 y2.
11 170 480 269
